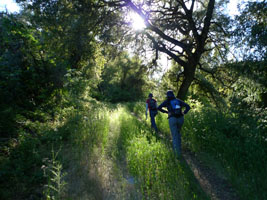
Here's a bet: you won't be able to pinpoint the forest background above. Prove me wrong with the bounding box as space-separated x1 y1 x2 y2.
0 0 266 199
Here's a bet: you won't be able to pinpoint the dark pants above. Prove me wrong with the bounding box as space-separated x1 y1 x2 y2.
149 110 158 133
168 116 184 157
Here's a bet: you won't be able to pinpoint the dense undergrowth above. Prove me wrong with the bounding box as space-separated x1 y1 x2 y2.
183 103 267 200
0 98 110 199
1 96 266 200
0 99 208 200
127 101 267 200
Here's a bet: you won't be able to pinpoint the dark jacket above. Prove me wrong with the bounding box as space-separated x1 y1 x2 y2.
157 97 190 118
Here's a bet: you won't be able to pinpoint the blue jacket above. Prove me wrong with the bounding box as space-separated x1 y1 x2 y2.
158 98 190 118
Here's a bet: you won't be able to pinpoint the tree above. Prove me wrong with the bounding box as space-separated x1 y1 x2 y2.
16 0 119 100
106 0 230 100
0 13 64 137
97 51 149 102
17 0 107 69
227 0 267 107
233 0 267 60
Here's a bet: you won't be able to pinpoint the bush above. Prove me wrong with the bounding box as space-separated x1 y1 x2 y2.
0 100 110 200
183 103 267 200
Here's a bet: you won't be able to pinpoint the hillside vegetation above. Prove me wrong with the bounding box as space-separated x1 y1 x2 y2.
1 0 266 199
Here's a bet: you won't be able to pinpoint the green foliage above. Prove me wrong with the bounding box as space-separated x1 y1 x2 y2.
182 101 267 200
0 14 63 108
97 52 149 102
225 60 267 107
0 131 45 199
43 149 67 200
160 60 227 108
0 9 107 137
0 5 113 199
0 0 266 199
127 137 190 199
234 0 267 59
0 13 64 138
129 99 267 200
159 62 182 98
17 0 108 68
126 101 146 117
0 96 110 199
119 107 208 200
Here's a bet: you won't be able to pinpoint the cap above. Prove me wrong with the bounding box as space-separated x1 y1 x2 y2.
166 90 175 99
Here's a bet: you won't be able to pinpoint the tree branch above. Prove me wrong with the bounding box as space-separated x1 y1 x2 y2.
145 32 186 66
178 0 200 44
124 0 190 51
202 0 215 41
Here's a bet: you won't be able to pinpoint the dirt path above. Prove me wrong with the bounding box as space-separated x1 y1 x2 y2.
65 110 142 200
93 111 142 200
159 131 240 200
183 150 239 200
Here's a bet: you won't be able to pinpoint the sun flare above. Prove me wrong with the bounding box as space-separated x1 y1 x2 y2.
129 12 146 31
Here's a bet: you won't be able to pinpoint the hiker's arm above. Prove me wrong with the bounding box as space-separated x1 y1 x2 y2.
145 103 148 116
157 101 168 114
180 100 191 114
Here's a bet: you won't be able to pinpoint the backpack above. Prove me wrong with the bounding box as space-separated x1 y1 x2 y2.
149 99 157 110
169 99 183 117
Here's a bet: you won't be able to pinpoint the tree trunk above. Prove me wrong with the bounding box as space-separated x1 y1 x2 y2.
177 64 196 100
177 76 194 100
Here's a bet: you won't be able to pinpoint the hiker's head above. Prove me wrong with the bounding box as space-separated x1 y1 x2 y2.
148 93 153 98
166 90 175 100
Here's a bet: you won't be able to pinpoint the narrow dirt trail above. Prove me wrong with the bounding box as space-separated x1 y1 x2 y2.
65 109 142 200
94 110 142 200
183 150 240 200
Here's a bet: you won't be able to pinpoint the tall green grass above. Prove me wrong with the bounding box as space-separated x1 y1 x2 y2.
126 102 170 138
182 103 267 200
43 148 67 200
129 100 267 200
118 107 208 200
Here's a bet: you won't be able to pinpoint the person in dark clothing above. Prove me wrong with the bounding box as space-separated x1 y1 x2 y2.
157 90 190 157
146 93 158 133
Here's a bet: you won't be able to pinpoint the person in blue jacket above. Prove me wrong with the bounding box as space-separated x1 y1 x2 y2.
157 90 190 157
